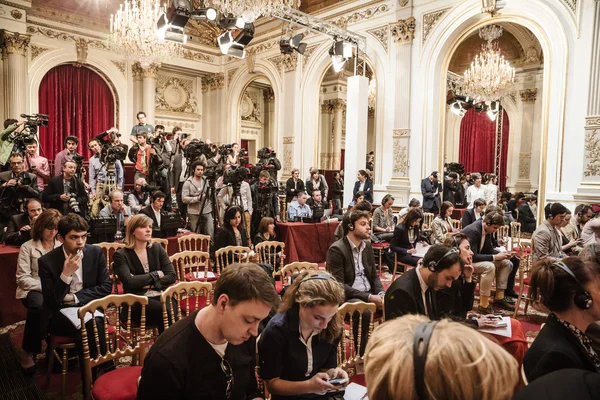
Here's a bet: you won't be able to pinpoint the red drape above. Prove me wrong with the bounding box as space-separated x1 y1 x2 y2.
38 65 114 160
458 108 510 191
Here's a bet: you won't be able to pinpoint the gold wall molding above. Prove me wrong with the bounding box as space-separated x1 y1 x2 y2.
30 44 50 62
585 117 600 177
518 153 531 179
334 3 392 28
227 68 238 86
201 72 224 92
520 88 538 103
111 60 126 76
393 128 410 137
26 26 108 50
0 30 30 57
156 74 198 114
367 25 390 53
422 8 451 45
391 17 416 45
10 8 21 19
393 143 408 175
181 48 215 63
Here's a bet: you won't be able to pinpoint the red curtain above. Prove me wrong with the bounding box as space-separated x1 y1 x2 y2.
458 108 510 191
38 64 114 160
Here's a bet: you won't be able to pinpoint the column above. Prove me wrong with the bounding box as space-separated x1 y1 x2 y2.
264 88 275 148
319 102 333 169
514 89 537 192
343 76 369 207
142 63 159 126
576 0 600 202
132 62 144 123
1 30 30 118
386 17 416 204
331 99 346 170
367 107 376 154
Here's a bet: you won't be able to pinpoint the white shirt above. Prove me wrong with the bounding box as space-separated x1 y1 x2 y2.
359 181 365 192
207 340 228 358
347 237 371 293
415 265 430 316
153 207 162 226
298 323 318 377
60 247 84 304
466 185 487 209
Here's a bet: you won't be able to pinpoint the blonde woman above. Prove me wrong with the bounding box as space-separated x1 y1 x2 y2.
364 315 518 400
113 214 177 333
259 271 348 399
16 208 62 372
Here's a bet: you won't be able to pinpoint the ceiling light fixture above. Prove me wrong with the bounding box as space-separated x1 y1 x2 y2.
280 33 307 55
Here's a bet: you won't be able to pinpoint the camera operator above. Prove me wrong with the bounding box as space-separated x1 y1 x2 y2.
307 189 330 220
23 139 50 192
0 118 27 170
255 147 281 183
95 127 129 158
4 197 43 246
128 178 151 215
42 159 88 217
99 190 130 239
54 136 81 177
128 132 162 184
149 125 173 211
168 126 187 159
218 166 253 243
182 161 214 237
171 139 191 220
88 138 124 200
251 170 280 236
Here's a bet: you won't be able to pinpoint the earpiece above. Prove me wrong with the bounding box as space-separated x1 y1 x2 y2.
427 248 459 273
346 211 355 231
413 321 438 400
553 261 593 310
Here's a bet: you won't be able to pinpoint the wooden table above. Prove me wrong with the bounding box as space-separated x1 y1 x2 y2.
277 221 339 264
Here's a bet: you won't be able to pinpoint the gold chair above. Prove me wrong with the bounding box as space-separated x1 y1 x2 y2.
93 242 125 294
392 253 413 281
279 262 319 283
422 212 434 230
78 294 148 400
45 334 78 399
160 281 213 331
450 218 462 230
170 251 212 282
178 233 211 253
337 301 377 376
513 246 534 318
215 245 251 274
511 222 522 246
496 225 510 241
255 241 286 271
151 238 169 252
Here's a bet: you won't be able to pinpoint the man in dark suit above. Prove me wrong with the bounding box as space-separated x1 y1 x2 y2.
41 160 88 217
461 198 486 228
462 212 514 313
384 244 462 321
140 191 167 238
0 152 39 241
4 198 43 245
327 210 384 354
38 213 112 384
443 173 459 205
518 197 537 233
421 171 441 214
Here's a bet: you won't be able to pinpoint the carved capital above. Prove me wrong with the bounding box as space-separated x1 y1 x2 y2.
391 17 416 44
142 63 160 79
0 31 30 57
75 37 88 65
202 73 225 92
264 87 275 102
321 102 333 113
520 88 538 104
331 99 346 112
132 62 144 80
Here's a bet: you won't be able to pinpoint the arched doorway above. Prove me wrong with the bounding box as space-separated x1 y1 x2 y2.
38 64 115 160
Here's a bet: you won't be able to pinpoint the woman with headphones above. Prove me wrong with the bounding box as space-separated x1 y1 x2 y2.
524 257 600 382
390 208 424 269
258 271 348 399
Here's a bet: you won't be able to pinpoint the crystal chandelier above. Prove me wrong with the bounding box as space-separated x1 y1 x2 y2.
457 25 515 103
109 0 181 67
204 0 299 24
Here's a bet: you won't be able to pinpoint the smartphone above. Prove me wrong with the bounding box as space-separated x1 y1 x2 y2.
329 378 349 386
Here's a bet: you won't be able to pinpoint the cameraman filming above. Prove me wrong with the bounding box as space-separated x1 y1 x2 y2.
128 132 162 184
251 170 280 236
0 118 27 170
0 153 40 241
88 137 124 199
182 161 214 237
42 159 88 217
128 178 151 215
255 147 281 182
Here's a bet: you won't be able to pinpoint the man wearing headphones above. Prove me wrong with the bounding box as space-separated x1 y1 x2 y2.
384 244 462 321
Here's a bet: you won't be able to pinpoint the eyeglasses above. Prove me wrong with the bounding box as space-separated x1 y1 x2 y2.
220 358 234 399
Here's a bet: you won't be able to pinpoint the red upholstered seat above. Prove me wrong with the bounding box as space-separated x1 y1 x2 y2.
51 335 76 345
184 272 218 282
91 366 142 400
107 325 116 335
179 297 208 314
371 242 389 249
349 374 366 386
276 280 284 294
523 277 531 286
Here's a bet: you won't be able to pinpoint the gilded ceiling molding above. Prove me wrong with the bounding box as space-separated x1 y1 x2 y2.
391 16 416 45
111 60 126 77
0 30 30 57
422 8 451 45
26 26 108 50
227 68 239 86
30 44 50 62
334 4 392 28
10 9 21 19
75 38 88 65
367 25 389 53
132 62 144 81
520 88 538 103
201 72 225 92
181 48 215 63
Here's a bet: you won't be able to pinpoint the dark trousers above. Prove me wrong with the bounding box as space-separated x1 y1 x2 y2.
347 298 373 356
176 184 187 221
395 253 421 267
21 291 44 353
507 256 520 292
120 296 177 334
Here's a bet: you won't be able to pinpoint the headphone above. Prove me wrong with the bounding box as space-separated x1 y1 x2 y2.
413 320 438 400
578 205 593 217
553 260 593 310
426 248 459 272
346 211 354 231
299 273 333 285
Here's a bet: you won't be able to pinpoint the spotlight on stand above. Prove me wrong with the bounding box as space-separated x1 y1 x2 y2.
280 33 307 55
446 93 472 118
190 7 217 21
329 39 354 72
450 101 466 117
157 0 191 44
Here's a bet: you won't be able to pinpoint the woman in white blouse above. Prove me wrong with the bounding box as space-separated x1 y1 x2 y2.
16 208 62 372
484 174 498 206
466 173 486 209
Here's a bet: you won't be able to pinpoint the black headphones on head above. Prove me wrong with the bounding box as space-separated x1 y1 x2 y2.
346 211 355 231
299 273 332 285
426 248 459 272
413 320 438 400
553 260 593 310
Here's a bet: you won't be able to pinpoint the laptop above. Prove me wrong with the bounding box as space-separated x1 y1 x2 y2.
321 208 333 221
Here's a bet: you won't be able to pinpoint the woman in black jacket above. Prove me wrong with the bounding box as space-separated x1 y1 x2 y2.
390 208 423 268
524 257 600 382
285 168 305 203
332 171 344 214
214 206 250 263
113 214 177 333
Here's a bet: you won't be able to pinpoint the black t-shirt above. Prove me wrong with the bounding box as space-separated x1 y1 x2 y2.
137 310 260 400
258 304 339 400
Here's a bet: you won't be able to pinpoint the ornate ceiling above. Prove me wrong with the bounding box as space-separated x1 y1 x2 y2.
300 0 344 14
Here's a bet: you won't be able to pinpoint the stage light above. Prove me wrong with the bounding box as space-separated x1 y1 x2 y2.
280 33 307 55
450 101 466 117
218 16 246 30
190 7 217 21
329 39 354 72
486 101 499 121
157 1 191 44
217 26 252 59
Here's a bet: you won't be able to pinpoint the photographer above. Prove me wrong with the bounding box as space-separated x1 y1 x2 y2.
0 153 40 241
251 170 280 236
88 138 124 199
182 161 214 237
53 136 81 177
23 140 50 191
4 198 43 246
307 189 330 220
255 147 281 183
149 125 173 211
170 138 191 220
128 132 162 184
0 118 27 170
128 178 151 215
42 160 88 217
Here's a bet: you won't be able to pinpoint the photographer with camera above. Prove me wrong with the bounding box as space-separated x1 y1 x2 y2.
182 160 214 237
88 137 124 199
0 118 27 170
255 147 281 183
42 159 88 217
22 140 50 192
128 132 162 184
128 178 151 215
251 170 280 236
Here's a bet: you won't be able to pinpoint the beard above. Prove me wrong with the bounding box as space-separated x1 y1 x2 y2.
427 273 439 290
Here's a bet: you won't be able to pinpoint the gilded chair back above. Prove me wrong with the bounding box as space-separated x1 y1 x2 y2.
160 281 213 331
93 242 125 293
214 246 251 274
422 212 434 230
151 238 168 252
279 262 319 285
255 241 285 272
178 233 211 253
169 251 212 282
336 301 376 372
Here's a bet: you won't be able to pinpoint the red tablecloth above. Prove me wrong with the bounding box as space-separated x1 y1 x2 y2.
277 221 339 264
451 208 467 220
0 244 25 327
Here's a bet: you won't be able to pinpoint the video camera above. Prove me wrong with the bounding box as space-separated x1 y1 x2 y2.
141 183 162 193
20 113 49 130
184 140 215 162
223 166 250 186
